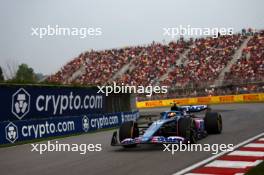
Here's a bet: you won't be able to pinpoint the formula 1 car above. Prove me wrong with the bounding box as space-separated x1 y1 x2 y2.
111 103 222 148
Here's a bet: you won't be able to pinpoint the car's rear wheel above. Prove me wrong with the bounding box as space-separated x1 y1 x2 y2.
204 112 222 134
178 117 197 144
119 121 139 148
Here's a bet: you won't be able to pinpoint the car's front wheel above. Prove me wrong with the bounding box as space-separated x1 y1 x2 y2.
178 117 197 144
119 121 139 148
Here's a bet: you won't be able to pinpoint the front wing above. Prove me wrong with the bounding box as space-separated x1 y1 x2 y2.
111 131 187 146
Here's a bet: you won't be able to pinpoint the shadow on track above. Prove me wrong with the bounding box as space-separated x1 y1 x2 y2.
111 144 165 152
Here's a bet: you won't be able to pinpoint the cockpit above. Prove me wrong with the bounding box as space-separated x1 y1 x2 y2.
160 111 183 120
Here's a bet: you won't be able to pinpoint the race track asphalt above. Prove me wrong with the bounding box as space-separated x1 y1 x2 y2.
0 103 263 175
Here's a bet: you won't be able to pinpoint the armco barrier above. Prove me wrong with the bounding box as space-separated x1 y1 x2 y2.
0 85 105 122
0 111 139 145
136 93 264 108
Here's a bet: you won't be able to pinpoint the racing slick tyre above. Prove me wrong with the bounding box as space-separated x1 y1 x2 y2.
119 121 139 148
204 112 222 134
178 118 197 144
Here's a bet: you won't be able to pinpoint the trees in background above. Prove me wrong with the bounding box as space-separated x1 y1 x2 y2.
1 63 47 84
1 63 37 84
0 66 4 82
13 63 37 83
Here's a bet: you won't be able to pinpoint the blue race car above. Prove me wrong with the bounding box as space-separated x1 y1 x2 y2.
111 104 222 148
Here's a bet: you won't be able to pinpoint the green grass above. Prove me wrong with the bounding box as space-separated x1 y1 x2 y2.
246 160 264 175
0 127 117 148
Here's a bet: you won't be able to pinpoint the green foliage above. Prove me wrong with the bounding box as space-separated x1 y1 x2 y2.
246 161 264 175
0 66 4 82
13 63 37 83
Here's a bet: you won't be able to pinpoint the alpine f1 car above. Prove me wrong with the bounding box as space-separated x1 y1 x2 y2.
111 104 222 148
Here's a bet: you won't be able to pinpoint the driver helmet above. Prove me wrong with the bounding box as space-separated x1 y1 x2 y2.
168 112 176 118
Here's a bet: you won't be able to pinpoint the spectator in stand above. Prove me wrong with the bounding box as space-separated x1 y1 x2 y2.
115 40 190 86
48 29 262 97
224 30 264 84
162 34 246 88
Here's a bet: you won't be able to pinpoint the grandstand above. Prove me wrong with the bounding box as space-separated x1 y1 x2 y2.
224 31 264 84
47 29 264 98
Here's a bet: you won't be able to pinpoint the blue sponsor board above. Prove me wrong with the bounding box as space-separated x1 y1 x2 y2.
0 111 139 145
0 85 105 121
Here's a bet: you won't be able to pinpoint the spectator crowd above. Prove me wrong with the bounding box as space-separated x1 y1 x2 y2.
48 29 264 97
162 34 246 87
224 31 264 84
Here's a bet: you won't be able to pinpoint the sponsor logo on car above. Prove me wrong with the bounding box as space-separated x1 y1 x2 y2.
151 136 184 143
121 138 135 144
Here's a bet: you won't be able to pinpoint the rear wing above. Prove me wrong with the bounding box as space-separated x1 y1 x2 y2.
180 105 209 112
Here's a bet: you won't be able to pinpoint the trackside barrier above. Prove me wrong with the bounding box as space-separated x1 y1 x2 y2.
0 85 105 122
0 111 139 145
136 93 264 108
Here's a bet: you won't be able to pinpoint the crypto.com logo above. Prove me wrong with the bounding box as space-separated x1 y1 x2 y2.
12 88 31 120
82 116 89 132
5 122 18 143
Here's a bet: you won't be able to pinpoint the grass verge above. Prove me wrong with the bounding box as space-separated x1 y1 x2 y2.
246 161 264 175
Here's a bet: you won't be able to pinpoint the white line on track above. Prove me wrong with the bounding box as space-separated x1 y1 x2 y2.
229 150 264 157
172 132 264 175
244 143 264 148
205 160 259 168
185 173 216 175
